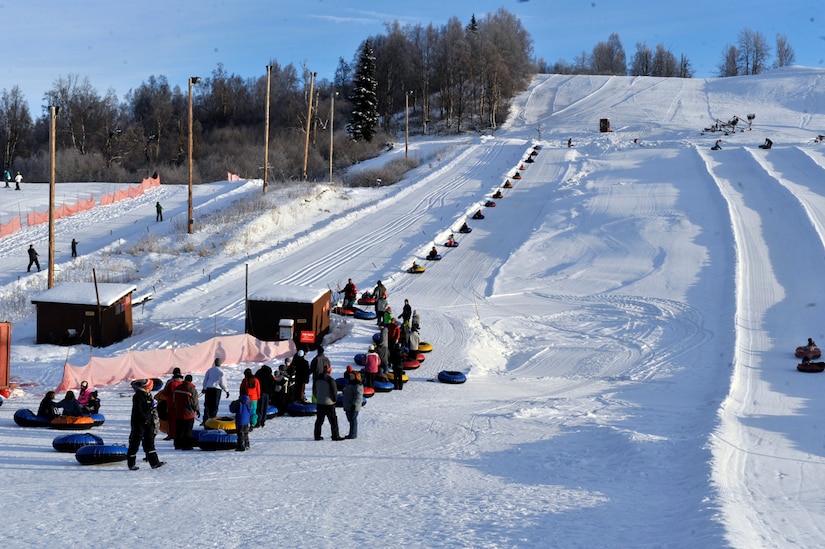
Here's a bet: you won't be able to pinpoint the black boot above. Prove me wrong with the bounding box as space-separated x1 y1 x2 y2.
127 455 139 471
147 451 165 469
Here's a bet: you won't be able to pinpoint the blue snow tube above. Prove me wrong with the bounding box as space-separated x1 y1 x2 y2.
459 226 473 234
437 370 467 384
373 379 393 392
266 405 279 419
336 377 349 391
90 413 106 426
372 333 383 344
354 353 366 366
353 308 377 320
287 400 316 416
13 408 52 428
75 444 128 465
198 431 238 451
151 378 164 392
53 432 104 453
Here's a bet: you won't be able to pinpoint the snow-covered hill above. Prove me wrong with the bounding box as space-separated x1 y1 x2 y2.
1 68 825 548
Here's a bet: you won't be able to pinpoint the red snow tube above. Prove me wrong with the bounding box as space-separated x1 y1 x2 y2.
363 387 375 398
797 361 825 373
403 360 421 370
795 346 821 359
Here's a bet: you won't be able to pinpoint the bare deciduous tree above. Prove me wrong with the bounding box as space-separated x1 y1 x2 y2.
774 33 796 68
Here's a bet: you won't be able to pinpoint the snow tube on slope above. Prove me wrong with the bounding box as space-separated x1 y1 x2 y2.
797 361 825 373
403 360 421 370
485 201 496 207
459 226 473 233
418 342 433 353
444 241 459 248
437 371 467 384
13 409 52 428
198 431 238 451
363 387 375 399
387 371 408 383
373 379 393 392
287 401 317 416
407 266 426 274
53 432 104 453
353 308 377 320
90 413 106 426
51 415 95 430
795 346 821 359
204 416 237 433
357 292 376 305
425 254 442 261
75 444 128 465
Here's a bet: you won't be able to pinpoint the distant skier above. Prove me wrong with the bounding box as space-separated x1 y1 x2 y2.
711 140 722 151
71 238 78 258
14 171 22 190
759 138 773 150
3 169 9 188
156 201 163 222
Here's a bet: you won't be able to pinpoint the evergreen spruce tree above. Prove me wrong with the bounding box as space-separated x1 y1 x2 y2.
347 40 379 142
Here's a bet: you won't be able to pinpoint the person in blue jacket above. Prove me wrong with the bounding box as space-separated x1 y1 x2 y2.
230 391 252 451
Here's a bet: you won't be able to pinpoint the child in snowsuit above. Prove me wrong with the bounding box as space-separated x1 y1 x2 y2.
230 392 252 451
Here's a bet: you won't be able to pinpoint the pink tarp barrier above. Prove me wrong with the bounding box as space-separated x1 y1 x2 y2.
57 333 295 391
227 172 243 182
0 215 21 237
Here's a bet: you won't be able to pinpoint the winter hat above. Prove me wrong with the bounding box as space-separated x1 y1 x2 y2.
285 358 292 364
172 367 183 379
297 350 305 357
80 381 88 388
214 357 223 366
368 344 375 352
346 365 353 372
132 378 153 392
387 306 392 313
184 374 193 382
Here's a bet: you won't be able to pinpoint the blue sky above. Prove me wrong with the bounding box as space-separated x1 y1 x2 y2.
1 0 822 116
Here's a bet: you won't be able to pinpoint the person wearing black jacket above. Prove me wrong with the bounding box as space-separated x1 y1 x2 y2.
292 350 310 403
254 365 275 427
127 379 164 470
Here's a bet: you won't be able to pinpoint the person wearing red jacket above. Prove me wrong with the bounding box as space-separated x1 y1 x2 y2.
240 369 261 428
362 345 380 389
172 374 200 450
342 278 357 309
156 368 184 440
386 317 401 346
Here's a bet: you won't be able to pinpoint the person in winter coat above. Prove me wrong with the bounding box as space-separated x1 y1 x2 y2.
157 368 184 440
229 391 252 451
386 317 401 346
382 306 394 327
172 374 200 450
342 278 357 309
127 379 164 470
37 391 59 420
362 345 380 388
375 340 390 376
401 299 412 325
71 238 78 258
373 280 386 302
292 350 310 403
313 363 343 441
54 391 85 416
310 346 331 383
26 244 40 272
240 369 261 428
408 326 421 355
201 357 230 424
390 341 405 391
375 292 388 325
254 365 275 428
155 201 163 221
14 170 22 190
272 364 290 415
77 381 101 414
342 370 364 439
412 309 421 330
3 169 9 188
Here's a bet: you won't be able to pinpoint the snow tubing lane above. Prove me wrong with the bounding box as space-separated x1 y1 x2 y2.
373 380 393 392
204 416 237 433
51 415 95 430
795 346 821 359
437 371 467 384
353 308 377 320
198 431 238 451
418 342 433 353
53 432 104 453
797 362 825 373
75 444 128 465
13 409 52 428
387 371 409 383
287 401 316 416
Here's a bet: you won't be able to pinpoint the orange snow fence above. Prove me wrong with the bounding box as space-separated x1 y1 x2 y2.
227 172 244 182
0 215 22 237
57 333 294 392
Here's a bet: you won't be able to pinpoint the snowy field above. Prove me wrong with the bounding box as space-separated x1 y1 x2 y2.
1 67 825 548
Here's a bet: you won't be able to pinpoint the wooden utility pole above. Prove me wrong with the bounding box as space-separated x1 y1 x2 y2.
302 72 316 181
48 105 58 288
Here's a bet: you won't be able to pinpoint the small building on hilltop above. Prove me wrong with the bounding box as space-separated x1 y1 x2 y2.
246 283 331 350
31 282 137 347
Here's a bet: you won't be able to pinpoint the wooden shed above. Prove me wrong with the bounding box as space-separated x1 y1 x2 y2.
246 284 331 350
31 282 136 347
